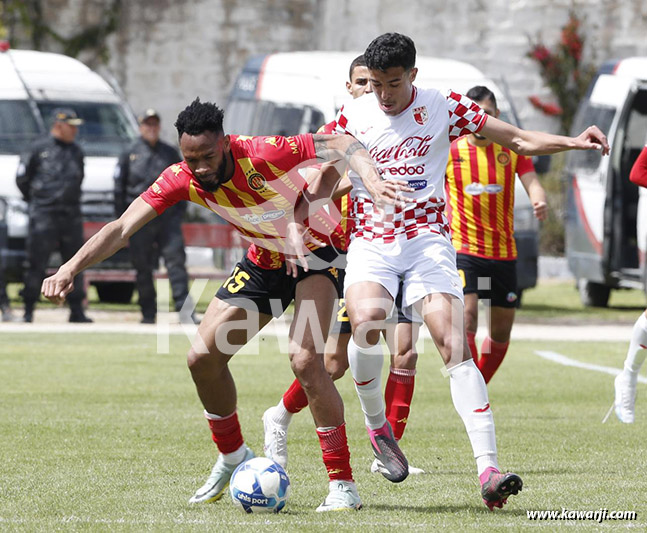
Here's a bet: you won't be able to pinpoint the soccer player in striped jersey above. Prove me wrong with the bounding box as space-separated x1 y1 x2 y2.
613 143 647 423
333 32 608 510
445 85 548 383
40 97 408 512
263 55 424 479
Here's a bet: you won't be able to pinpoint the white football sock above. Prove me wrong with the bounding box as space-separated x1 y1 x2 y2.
348 336 386 430
623 312 647 378
447 359 498 476
272 399 293 427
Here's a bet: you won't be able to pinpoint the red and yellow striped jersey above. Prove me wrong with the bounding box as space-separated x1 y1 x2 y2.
141 134 347 269
445 137 535 260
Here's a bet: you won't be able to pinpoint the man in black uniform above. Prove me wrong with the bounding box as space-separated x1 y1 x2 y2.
16 108 92 323
114 109 197 324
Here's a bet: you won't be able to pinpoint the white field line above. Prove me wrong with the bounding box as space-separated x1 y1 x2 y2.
534 350 647 384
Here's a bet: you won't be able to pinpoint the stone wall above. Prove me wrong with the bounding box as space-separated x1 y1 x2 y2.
29 0 647 141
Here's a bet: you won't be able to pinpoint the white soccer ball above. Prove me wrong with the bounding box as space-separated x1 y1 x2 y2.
229 457 290 513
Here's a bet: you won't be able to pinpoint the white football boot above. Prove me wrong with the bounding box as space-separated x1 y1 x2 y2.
614 371 637 423
188 445 254 503
262 407 289 469
316 480 362 512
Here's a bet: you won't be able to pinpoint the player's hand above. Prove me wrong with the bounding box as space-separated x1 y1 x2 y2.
533 200 548 221
574 125 610 155
41 268 75 305
284 221 326 278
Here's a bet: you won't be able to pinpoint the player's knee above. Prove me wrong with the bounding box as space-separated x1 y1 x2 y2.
352 314 384 347
186 346 224 376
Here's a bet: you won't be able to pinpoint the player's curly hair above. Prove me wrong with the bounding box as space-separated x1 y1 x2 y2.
175 97 224 139
364 33 416 72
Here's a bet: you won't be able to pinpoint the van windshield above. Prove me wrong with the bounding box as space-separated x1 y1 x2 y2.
225 100 325 136
37 101 138 157
0 101 41 154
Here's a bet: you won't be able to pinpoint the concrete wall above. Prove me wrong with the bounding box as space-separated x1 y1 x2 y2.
34 0 647 142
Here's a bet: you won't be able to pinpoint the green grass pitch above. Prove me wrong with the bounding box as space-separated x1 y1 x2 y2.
1 332 646 531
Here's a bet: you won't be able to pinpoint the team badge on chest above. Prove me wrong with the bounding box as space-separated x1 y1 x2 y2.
413 106 428 125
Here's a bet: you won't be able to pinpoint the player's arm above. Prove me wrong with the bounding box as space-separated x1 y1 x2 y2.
518 170 548 221
312 133 412 207
42 198 158 304
480 115 610 156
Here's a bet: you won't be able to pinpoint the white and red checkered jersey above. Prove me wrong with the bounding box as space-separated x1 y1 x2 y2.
334 87 487 244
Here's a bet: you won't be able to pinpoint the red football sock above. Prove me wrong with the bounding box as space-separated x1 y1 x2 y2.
477 336 509 383
466 330 478 363
282 378 309 414
317 424 353 482
206 411 244 454
384 367 416 441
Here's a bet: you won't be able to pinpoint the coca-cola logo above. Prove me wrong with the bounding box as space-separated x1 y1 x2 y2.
370 135 433 164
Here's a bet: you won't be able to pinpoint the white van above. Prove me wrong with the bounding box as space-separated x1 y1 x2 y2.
0 45 140 301
564 57 647 306
225 51 540 296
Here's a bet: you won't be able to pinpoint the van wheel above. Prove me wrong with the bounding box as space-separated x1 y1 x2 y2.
578 279 610 307
94 282 135 304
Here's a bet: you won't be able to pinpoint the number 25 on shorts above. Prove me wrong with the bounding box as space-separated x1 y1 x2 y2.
223 266 251 294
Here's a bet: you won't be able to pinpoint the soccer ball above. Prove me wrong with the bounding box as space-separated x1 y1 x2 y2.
229 457 290 513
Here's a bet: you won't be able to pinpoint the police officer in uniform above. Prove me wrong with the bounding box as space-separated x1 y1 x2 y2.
16 108 92 323
114 109 197 324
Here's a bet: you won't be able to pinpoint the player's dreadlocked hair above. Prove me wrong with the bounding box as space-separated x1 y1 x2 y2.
466 86 498 110
175 97 224 139
348 54 367 81
364 33 416 72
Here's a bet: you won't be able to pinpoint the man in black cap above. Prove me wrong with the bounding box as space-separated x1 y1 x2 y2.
16 108 92 323
114 109 198 324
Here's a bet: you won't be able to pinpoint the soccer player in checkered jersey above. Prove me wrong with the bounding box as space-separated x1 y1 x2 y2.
613 143 647 423
263 55 424 478
41 98 408 512
445 85 547 384
333 33 608 509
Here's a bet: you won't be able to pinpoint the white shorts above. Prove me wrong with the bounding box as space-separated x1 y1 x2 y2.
344 232 464 308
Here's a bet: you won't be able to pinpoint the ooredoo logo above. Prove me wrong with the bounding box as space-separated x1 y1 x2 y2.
384 163 426 176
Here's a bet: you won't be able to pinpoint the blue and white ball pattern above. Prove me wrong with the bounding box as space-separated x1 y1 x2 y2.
229 457 290 513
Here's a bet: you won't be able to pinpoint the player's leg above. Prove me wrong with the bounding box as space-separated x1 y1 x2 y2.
421 292 521 509
614 309 647 423
478 305 515 383
384 294 418 442
346 279 409 483
262 276 351 468
189 257 276 504
290 273 361 511
407 235 521 509
476 259 517 383
456 254 480 362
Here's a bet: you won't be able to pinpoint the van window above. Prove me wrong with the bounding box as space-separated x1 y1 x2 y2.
225 100 325 136
0 101 40 154
37 102 137 157
569 102 615 171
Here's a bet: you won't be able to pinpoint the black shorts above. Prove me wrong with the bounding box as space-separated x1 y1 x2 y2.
216 247 345 317
330 268 352 335
456 254 518 308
